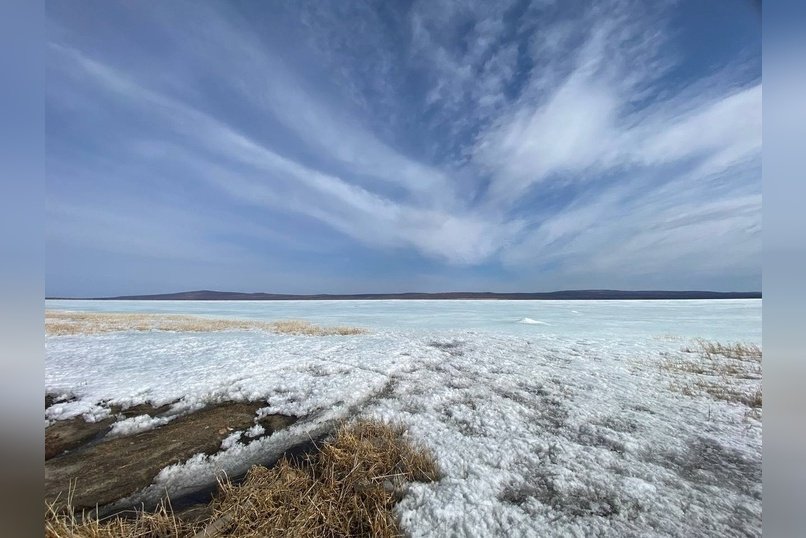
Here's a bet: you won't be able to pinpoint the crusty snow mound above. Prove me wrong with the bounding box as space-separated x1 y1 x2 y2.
518 317 548 325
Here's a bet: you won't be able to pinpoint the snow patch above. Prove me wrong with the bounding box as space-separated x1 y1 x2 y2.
245 424 265 438
518 317 549 325
108 415 172 437
220 431 243 451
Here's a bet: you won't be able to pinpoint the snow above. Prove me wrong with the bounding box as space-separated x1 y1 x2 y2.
45 299 762 536
108 414 173 437
518 317 548 324
244 424 265 438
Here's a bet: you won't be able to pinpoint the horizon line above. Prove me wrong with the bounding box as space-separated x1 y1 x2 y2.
45 288 763 301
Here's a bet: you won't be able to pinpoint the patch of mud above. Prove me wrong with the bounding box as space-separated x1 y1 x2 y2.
108 401 176 419
45 401 297 512
45 400 179 460
45 416 117 460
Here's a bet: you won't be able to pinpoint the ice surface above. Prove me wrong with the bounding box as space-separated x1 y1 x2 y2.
45 299 762 536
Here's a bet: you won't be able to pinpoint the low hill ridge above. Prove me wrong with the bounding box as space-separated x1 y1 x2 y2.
48 289 762 301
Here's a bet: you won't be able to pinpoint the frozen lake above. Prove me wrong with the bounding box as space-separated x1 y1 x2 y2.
45 299 762 536
45 298 761 341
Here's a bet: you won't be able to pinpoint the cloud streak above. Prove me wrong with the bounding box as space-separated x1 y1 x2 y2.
45 0 761 294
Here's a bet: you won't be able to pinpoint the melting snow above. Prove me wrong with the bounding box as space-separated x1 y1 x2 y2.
45 299 762 536
518 317 549 325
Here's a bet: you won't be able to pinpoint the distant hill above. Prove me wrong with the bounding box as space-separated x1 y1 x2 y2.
48 289 762 301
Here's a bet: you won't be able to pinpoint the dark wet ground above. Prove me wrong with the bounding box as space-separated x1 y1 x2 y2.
45 398 298 514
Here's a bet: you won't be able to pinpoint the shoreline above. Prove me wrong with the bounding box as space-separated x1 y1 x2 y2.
47 290 762 301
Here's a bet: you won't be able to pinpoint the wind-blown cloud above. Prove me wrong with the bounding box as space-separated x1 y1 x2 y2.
50 42 513 266
45 0 761 294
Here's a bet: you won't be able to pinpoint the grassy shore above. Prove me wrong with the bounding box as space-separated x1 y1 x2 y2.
46 310 368 337
46 420 440 537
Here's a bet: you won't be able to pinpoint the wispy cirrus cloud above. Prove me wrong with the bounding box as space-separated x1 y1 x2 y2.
46 0 761 294
49 42 513 266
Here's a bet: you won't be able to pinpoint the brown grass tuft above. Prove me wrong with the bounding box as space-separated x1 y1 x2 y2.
45 311 367 337
211 419 440 537
665 339 762 410
45 420 439 538
685 379 763 408
269 319 367 336
45 498 192 538
681 338 762 362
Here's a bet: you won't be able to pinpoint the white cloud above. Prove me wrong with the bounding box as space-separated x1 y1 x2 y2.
473 22 760 206
500 163 761 283
49 44 516 265
152 2 456 205
46 0 760 289
476 71 620 203
635 84 762 169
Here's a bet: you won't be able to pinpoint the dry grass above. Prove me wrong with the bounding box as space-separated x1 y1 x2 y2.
45 498 192 538
680 380 763 408
270 319 367 336
664 339 762 409
652 334 685 342
211 419 440 537
45 420 439 538
45 311 367 337
661 356 759 379
681 338 762 362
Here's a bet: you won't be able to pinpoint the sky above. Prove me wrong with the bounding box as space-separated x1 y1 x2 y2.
45 0 761 296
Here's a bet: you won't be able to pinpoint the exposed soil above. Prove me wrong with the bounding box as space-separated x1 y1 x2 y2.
45 416 117 460
45 400 180 460
45 401 297 512
109 401 176 418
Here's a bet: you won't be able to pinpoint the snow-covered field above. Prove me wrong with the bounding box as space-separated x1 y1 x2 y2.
45 299 762 537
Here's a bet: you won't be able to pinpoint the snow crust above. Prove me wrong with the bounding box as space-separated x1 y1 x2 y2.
108 415 173 437
45 299 761 536
518 317 548 325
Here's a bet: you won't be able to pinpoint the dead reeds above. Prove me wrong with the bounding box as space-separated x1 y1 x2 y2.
664 338 762 409
210 419 440 537
45 311 367 337
269 319 367 336
45 498 191 538
681 339 762 362
45 420 439 538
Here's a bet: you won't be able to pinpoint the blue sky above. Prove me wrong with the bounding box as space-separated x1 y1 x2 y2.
45 0 761 296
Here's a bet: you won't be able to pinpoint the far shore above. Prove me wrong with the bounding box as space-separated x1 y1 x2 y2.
46 289 762 301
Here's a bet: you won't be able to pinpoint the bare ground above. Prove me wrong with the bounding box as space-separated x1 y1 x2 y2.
45 400 297 512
